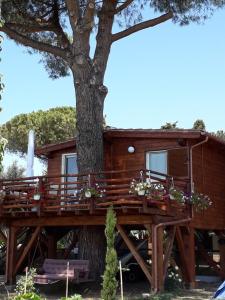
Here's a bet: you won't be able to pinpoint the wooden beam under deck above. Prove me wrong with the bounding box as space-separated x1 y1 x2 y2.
117 224 152 285
9 214 156 227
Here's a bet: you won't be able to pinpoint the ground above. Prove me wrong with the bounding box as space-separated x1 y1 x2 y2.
0 280 219 300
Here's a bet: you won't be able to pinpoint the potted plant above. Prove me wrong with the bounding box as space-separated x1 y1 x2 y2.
79 183 105 199
169 187 186 205
129 179 151 196
190 192 212 211
148 183 166 201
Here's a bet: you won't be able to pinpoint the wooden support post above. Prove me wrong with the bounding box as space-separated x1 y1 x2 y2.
14 227 40 275
5 226 17 284
176 226 196 288
163 226 176 280
116 224 152 285
152 225 164 292
182 226 196 288
219 241 225 279
47 234 57 259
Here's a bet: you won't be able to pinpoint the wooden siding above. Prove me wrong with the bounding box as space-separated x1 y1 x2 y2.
192 143 225 230
46 136 225 230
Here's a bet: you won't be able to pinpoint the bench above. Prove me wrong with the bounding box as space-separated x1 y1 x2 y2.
34 259 90 284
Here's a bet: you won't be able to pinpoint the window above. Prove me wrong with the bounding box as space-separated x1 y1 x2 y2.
146 151 168 178
62 153 78 175
62 153 78 195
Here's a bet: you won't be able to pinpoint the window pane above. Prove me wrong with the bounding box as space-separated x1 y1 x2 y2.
64 154 78 196
65 156 78 174
146 151 168 178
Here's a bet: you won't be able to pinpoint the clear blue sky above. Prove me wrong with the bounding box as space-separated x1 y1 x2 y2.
1 9 225 173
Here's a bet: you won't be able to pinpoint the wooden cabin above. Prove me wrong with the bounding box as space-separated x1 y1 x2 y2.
1 128 225 291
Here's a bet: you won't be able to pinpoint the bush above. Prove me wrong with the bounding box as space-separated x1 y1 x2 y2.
13 292 42 300
164 266 183 292
148 293 174 300
15 268 37 295
101 207 118 300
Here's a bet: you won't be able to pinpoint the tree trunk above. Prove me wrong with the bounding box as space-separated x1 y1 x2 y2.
78 226 106 280
72 66 107 278
70 0 116 279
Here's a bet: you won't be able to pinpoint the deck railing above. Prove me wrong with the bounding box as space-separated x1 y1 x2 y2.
0 169 191 217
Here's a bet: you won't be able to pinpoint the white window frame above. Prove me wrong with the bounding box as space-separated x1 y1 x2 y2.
146 150 168 176
61 153 77 175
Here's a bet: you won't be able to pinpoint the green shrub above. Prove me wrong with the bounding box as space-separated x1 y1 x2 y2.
60 295 83 300
101 207 118 300
13 292 42 300
149 293 174 300
164 266 182 292
15 268 37 295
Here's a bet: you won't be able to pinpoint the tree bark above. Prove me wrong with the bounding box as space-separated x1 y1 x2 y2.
70 0 116 279
72 65 107 277
78 226 106 279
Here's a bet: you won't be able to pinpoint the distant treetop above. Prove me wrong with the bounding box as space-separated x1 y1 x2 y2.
193 119 206 131
0 106 76 155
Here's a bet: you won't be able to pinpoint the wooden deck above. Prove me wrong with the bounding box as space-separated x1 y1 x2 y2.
0 169 191 223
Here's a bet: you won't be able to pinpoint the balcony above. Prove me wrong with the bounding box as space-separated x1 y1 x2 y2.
0 169 191 219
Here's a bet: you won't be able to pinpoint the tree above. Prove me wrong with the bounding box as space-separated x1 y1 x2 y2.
193 119 206 130
1 0 224 276
1 160 25 179
161 121 178 129
1 106 76 155
101 207 118 300
215 130 225 141
0 19 6 173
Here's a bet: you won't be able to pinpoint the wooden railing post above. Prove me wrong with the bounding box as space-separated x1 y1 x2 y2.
89 174 95 214
38 177 45 217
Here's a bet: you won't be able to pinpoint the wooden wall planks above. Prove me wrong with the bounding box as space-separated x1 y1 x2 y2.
46 136 225 230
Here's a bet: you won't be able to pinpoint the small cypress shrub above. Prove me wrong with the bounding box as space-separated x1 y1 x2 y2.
101 207 118 300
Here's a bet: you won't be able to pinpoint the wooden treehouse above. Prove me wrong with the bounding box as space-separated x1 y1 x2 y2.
1 129 225 292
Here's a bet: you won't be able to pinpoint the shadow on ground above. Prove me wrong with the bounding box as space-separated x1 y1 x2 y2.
0 280 218 299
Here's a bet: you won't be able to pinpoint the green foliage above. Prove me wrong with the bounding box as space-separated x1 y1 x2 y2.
0 137 7 173
1 1 225 78
161 122 178 130
215 130 225 141
13 293 42 300
0 19 6 173
148 293 174 300
0 106 76 155
1 160 25 179
15 268 37 295
60 295 83 300
193 119 206 130
164 266 183 292
101 207 118 300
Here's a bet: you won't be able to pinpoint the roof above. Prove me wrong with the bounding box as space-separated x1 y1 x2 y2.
35 128 225 156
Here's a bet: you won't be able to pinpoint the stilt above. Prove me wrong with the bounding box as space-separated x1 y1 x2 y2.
152 225 164 292
116 225 152 285
47 233 57 258
5 226 17 285
14 227 41 275
176 226 196 288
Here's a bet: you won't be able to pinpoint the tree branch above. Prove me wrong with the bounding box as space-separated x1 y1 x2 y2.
115 0 133 14
65 0 80 37
112 11 173 42
6 23 55 34
52 0 71 49
1 25 67 59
